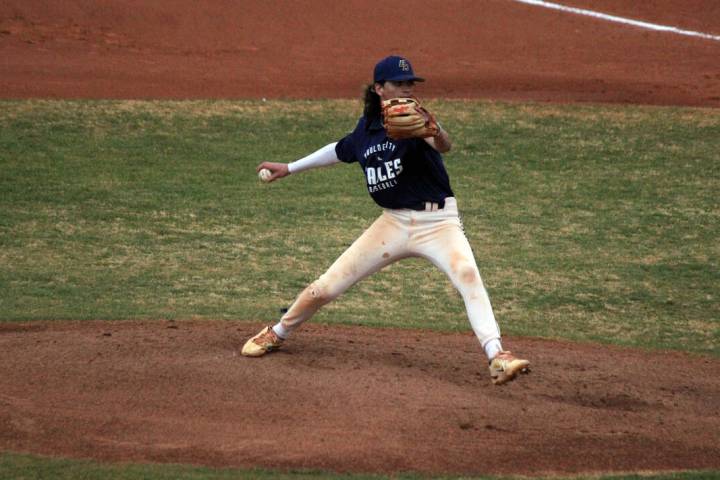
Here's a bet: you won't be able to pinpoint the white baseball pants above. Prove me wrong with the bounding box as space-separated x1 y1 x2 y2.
278 197 502 350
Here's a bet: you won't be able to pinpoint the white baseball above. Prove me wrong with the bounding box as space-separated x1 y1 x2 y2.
258 168 272 183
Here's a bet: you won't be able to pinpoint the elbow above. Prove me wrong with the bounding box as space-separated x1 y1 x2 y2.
437 133 452 153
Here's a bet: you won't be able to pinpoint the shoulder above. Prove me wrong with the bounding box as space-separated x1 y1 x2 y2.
341 116 366 143
336 117 367 163
355 116 368 132
357 115 382 133
346 115 381 139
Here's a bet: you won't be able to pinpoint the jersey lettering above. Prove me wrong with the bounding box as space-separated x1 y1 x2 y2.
377 166 387 182
384 161 395 179
365 157 402 188
363 141 396 159
368 180 398 193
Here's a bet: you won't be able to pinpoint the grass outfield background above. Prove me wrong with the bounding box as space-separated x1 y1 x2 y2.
0 99 718 479
1 452 719 480
1 99 717 354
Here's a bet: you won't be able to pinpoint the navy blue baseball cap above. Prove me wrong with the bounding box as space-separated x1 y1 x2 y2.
373 55 425 83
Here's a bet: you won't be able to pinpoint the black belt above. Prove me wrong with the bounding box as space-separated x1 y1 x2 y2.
408 198 446 211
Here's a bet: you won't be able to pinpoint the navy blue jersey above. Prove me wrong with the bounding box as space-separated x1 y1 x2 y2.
335 115 454 210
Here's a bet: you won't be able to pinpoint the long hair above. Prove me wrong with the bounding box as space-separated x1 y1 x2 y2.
363 83 382 120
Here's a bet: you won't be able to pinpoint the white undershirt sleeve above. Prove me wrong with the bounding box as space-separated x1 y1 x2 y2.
287 142 340 174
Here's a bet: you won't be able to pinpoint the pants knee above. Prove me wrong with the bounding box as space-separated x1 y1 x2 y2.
307 279 338 305
457 263 480 286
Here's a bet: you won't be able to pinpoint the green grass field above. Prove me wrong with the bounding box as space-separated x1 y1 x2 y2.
1 99 718 479
1 452 719 480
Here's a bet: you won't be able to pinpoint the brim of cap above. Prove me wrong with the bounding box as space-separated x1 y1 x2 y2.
377 74 425 82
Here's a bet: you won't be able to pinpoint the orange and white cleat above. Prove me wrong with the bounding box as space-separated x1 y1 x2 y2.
489 351 530 385
241 326 284 357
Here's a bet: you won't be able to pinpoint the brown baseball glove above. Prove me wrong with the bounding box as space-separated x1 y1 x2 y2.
381 97 439 140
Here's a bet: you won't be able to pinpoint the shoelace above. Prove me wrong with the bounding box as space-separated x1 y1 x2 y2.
255 328 279 346
495 351 514 361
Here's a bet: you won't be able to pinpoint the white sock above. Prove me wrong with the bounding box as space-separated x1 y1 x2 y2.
484 338 503 360
272 322 289 340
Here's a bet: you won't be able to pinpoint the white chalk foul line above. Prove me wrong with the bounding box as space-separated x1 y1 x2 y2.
512 0 720 42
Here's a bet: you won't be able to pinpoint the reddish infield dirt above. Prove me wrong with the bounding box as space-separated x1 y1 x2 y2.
1 321 719 476
1 0 719 106
2 0 720 477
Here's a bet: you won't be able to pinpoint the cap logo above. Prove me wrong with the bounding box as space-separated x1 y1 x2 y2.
398 59 410 71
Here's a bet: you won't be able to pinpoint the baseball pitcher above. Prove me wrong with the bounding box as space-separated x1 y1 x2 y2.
244 55 529 385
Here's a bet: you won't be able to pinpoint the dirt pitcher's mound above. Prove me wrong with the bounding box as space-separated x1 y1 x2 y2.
0 321 718 476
